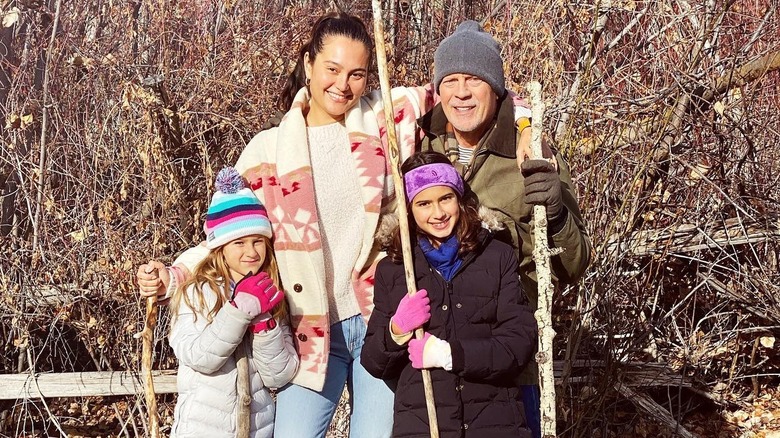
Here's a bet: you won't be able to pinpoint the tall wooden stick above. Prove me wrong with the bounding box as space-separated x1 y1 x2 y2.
139 293 160 437
526 81 557 437
370 2 439 437
234 335 251 437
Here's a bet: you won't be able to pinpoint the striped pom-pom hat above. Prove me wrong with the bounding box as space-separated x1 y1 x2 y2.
204 167 272 249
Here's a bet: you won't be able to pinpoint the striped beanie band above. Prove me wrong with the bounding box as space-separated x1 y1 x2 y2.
204 167 272 249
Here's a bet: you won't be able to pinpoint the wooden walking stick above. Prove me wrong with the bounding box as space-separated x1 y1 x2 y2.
234 334 251 437
139 289 160 437
370 2 439 437
526 82 558 437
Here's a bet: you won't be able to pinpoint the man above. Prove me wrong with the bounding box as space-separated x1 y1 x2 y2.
417 20 592 437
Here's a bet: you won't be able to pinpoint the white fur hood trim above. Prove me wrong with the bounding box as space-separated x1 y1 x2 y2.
374 206 505 246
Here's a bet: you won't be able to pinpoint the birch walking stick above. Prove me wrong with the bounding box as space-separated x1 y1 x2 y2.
526 82 557 437
139 289 160 437
370 2 439 436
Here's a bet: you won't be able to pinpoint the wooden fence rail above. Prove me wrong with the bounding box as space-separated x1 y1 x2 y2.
0 370 177 400
0 361 687 400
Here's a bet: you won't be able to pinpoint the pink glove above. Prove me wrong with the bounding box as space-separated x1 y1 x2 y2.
231 271 283 318
408 333 452 370
250 312 277 333
391 289 431 334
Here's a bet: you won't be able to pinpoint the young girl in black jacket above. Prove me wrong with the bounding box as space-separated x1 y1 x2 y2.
361 151 538 437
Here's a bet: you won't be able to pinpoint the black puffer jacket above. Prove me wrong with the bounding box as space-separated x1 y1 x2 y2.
361 231 537 438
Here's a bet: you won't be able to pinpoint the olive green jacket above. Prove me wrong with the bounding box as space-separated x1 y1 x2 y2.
418 94 592 384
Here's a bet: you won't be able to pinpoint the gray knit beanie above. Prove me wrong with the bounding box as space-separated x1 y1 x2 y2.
434 20 505 97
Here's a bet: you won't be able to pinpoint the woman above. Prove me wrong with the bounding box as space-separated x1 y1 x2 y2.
361 151 538 437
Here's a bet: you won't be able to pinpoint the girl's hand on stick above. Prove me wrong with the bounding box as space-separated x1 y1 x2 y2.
137 260 169 299
391 289 431 335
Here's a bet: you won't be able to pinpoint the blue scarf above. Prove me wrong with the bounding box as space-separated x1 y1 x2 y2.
419 235 463 282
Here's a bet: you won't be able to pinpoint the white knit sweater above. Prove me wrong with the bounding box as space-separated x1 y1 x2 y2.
308 122 364 323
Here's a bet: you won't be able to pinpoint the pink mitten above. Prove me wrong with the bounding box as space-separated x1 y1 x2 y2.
231 271 284 318
408 333 452 370
391 289 431 334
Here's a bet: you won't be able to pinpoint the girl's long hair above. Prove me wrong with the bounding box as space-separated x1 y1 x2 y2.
171 236 288 326
277 11 373 112
385 151 484 264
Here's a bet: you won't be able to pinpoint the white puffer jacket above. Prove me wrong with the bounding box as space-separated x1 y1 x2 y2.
170 283 299 438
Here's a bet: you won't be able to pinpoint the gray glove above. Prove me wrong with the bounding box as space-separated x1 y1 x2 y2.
521 159 564 221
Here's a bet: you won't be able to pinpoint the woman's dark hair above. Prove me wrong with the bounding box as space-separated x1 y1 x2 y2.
277 12 374 112
385 151 483 264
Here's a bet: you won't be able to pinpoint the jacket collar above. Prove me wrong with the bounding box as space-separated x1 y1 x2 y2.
416 91 517 158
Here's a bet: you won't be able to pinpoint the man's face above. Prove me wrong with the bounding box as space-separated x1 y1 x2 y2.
439 73 499 147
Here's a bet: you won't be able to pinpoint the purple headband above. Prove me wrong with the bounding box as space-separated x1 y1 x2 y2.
404 163 464 202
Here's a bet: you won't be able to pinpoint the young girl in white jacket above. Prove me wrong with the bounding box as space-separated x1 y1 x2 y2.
168 167 299 438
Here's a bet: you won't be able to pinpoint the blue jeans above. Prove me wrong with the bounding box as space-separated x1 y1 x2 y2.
274 315 394 438
521 384 541 438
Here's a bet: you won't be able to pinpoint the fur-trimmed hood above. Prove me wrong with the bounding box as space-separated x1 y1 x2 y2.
374 205 505 248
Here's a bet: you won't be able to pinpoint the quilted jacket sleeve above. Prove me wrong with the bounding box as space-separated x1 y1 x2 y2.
450 247 538 382
250 317 299 389
360 259 411 380
170 287 252 375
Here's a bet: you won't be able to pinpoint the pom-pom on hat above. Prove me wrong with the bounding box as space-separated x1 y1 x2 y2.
433 20 505 97
204 167 272 249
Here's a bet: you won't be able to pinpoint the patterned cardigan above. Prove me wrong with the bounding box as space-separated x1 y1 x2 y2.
175 86 434 391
